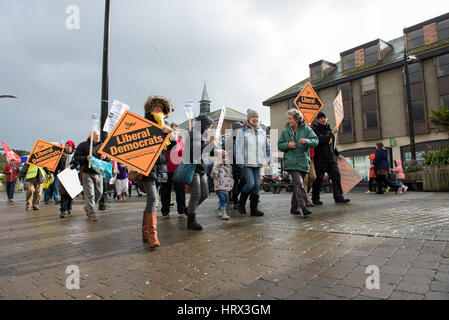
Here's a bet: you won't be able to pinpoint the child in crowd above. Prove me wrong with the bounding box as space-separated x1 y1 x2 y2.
366 154 377 194
210 150 234 220
390 160 408 194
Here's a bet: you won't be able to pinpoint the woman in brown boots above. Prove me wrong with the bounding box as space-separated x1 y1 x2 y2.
141 95 172 249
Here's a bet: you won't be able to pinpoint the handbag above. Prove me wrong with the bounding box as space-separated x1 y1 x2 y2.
128 170 144 182
172 162 196 185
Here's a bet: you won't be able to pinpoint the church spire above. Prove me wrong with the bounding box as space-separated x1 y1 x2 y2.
199 81 211 114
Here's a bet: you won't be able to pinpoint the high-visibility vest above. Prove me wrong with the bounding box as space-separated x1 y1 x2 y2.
26 165 47 181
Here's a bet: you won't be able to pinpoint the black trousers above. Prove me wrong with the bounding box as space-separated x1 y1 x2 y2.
369 178 377 192
375 173 398 194
312 159 344 202
60 194 72 213
232 178 246 205
160 172 186 215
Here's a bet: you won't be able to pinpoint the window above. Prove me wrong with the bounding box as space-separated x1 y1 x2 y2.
441 94 449 107
411 100 425 121
342 54 355 71
338 83 351 100
361 75 376 95
364 45 378 64
407 29 425 50
363 110 378 129
408 63 421 84
436 54 449 76
311 65 322 82
341 118 352 134
438 19 449 41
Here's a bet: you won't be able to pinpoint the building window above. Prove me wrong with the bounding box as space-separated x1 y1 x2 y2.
361 75 376 95
310 65 322 82
363 110 378 129
407 29 425 50
411 100 426 121
341 118 352 133
436 53 449 77
408 63 421 84
342 53 355 71
364 45 378 64
441 94 449 107
438 18 449 41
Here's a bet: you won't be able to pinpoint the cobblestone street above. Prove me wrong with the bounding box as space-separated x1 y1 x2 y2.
1 190 449 300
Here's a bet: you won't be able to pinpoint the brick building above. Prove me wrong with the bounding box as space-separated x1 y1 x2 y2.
263 12 449 180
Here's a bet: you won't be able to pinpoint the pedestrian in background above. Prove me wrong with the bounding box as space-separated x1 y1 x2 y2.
225 122 245 210
311 112 350 205
22 163 47 211
3 158 21 203
115 162 128 202
160 122 186 217
278 109 318 216
142 95 172 248
373 142 399 194
210 150 234 220
235 109 272 216
390 159 408 194
55 140 75 218
366 154 377 194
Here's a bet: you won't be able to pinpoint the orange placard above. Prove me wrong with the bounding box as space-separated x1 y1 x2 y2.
338 157 363 194
294 82 324 124
98 110 171 176
26 139 64 172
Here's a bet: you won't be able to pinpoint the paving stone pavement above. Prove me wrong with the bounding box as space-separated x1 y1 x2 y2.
0 190 449 300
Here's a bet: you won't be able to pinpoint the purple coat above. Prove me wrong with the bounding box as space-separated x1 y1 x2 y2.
116 163 128 180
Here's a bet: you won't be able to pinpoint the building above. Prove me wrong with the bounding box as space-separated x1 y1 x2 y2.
179 83 248 135
263 12 449 180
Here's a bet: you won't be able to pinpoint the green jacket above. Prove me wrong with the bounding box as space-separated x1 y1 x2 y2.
278 122 318 173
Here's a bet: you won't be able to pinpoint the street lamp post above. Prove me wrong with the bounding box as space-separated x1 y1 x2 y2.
99 0 110 211
404 49 417 161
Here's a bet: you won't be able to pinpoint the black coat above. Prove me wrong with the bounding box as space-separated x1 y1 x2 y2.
312 122 340 163
142 113 168 183
73 139 104 175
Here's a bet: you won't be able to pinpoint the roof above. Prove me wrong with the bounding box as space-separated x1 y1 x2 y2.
200 83 211 102
178 107 247 129
263 34 449 106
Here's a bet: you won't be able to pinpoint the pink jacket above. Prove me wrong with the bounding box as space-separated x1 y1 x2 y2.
391 160 405 180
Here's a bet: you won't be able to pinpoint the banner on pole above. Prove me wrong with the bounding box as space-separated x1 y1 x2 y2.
215 106 227 140
338 157 363 194
26 139 64 172
184 102 195 120
333 90 344 129
98 110 171 176
104 100 130 133
1 141 21 164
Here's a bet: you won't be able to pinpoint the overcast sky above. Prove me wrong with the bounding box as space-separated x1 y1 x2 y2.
1 0 448 150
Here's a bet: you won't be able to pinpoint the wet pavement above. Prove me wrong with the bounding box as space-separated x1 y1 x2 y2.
1 190 449 300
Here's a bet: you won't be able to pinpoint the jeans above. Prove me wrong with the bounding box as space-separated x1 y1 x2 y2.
82 173 103 215
144 180 158 213
187 173 209 215
6 181 16 200
242 167 261 195
290 171 308 208
216 190 229 207
44 176 60 202
160 172 186 215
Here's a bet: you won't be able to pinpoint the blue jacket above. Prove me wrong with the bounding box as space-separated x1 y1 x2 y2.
373 149 390 171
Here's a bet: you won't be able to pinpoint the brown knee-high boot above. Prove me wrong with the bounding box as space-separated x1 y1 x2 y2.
143 213 160 248
142 213 147 242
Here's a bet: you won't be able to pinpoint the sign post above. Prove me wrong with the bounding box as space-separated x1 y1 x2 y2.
294 82 324 124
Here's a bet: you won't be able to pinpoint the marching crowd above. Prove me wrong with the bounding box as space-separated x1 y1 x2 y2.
2 95 408 249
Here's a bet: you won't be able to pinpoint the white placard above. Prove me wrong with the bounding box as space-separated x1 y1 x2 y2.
215 106 227 140
103 100 130 133
57 168 83 199
184 102 195 120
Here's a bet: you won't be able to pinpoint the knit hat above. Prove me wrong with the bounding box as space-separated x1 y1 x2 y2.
144 95 172 116
195 114 214 133
65 140 76 149
231 122 243 130
247 109 259 119
317 112 327 119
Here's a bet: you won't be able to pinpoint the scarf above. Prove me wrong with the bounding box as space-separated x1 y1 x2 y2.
151 112 171 150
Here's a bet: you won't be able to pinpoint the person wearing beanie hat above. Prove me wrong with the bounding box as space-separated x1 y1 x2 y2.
316 112 327 120
311 112 350 205
235 108 272 216
184 113 216 231
55 140 76 218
